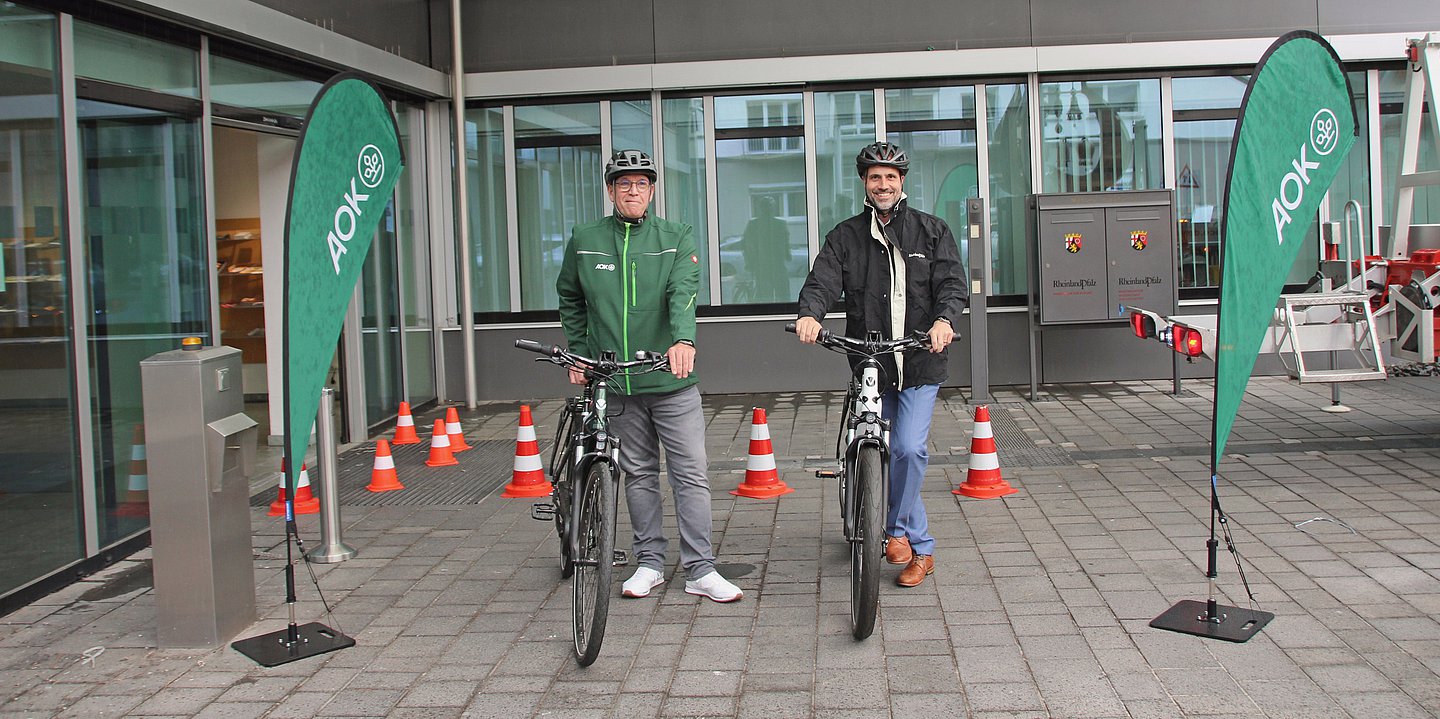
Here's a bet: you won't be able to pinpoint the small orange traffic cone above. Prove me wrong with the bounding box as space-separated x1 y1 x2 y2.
955 405 1018 499
732 408 793 499
269 460 321 515
366 439 405 492
116 424 150 517
502 405 552 498
445 407 472 452
424 419 459 467
392 402 421 445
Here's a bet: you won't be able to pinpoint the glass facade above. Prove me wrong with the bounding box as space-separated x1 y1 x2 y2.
514 103 602 311
465 107 509 313
0 7 81 599
1171 75 1246 288
661 97 710 303
362 199 403 430
78 99 208 546
1039 79 1163 194
210 55 321 118
886 86 977 270
73 21 197 97
987 83 1031 296
715 93 807 304
814 91 874 242
396 107 435 405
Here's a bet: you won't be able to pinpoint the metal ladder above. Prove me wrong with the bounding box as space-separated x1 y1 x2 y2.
1276 293 1387 382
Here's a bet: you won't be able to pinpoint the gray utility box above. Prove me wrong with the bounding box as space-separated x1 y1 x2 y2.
140 344 258 648
1033 190 1177 324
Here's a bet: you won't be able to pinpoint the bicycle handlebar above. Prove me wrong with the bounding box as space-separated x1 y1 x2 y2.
513 339 671 378
784 322 930 357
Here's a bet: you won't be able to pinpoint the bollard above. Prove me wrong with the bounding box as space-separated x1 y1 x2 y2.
307 388 356 563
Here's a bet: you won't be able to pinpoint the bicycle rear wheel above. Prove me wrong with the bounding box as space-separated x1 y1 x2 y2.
572 462 616 666
850 446 883 639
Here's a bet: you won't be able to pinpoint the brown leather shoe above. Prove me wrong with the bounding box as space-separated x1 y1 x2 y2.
884 535 912 565
897 554 934 587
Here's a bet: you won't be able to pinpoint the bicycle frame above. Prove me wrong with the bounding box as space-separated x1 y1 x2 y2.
839 358 890 542
561 377 622 565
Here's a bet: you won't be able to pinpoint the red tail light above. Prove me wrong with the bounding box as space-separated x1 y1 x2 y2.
1129 311 1157 339
1172 325 1204 357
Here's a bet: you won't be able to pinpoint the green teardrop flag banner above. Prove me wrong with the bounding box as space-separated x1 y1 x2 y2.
1213 32 1356 468
283 74 404 510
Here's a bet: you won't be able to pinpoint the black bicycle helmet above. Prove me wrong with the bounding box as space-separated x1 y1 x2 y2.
855 141 909 177
604 149 658 184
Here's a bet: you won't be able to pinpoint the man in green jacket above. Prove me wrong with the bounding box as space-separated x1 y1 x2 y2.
556 149 742 603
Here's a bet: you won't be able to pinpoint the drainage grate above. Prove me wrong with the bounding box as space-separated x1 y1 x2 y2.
252 439 517 507
981 405 1075 467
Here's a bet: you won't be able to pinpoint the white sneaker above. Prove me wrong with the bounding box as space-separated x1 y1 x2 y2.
684 570 743 603
622 567 665 598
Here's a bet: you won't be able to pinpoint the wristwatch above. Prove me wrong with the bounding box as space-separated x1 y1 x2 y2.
676 339 695 348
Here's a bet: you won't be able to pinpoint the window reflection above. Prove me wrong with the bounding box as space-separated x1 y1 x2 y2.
465 107 510 313
1040 80 1162 194
0 6 82 598
715 94 807 305
661 98 710 303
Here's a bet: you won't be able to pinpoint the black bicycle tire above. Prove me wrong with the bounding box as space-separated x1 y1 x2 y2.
851 445 883 640
556 460 575 579
572 462 615 666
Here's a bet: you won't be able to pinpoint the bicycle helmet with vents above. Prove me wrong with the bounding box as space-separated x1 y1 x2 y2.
604 149 658 184
855 142 909 177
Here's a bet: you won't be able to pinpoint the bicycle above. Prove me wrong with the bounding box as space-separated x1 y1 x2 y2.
785 323 930 639
513 339 670 666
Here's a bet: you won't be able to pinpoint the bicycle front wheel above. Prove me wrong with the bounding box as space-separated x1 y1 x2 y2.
850 446 883 640
572 462 616 666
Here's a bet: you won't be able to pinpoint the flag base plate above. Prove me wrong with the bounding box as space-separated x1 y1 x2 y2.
232 622 354 666
1150 600 1273 643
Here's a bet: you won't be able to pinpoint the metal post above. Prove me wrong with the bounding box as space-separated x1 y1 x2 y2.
308 388 356 563
966 198 992 404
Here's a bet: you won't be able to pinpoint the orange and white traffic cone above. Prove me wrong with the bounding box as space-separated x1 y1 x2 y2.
269 460 321 516
954 405 1018 499
116 424 150 517
502 405 552 498
445 407 472 452
424 419 459 467
392 402 421 445
366 439 404 492
732 407 793 499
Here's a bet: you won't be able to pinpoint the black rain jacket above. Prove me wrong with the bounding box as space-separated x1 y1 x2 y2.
796 198 968 390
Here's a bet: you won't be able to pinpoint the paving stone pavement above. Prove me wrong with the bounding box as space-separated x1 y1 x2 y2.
3 376 1440 718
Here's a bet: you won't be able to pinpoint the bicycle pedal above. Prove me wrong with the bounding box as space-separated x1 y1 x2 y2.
530 503 555 521
612 550 629 567
815 469 840 479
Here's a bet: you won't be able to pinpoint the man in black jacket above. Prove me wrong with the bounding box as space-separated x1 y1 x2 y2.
794 142 967 588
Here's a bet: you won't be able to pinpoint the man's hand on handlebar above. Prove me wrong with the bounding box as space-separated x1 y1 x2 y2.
927 318 954 353
667 342 696 379
794 316 824 344
568 367 587 385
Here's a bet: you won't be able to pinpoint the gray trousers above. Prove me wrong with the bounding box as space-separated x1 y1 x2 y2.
608 384 716 581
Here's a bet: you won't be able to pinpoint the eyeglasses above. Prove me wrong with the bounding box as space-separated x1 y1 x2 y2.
613 179 652 192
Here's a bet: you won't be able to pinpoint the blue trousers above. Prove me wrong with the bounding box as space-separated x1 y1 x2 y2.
882 383 938 556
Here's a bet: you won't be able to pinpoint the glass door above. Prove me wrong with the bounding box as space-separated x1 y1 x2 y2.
0 7 82 598
78 99 207 545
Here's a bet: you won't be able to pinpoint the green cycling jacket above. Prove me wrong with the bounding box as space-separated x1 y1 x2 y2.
556 213 700 395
